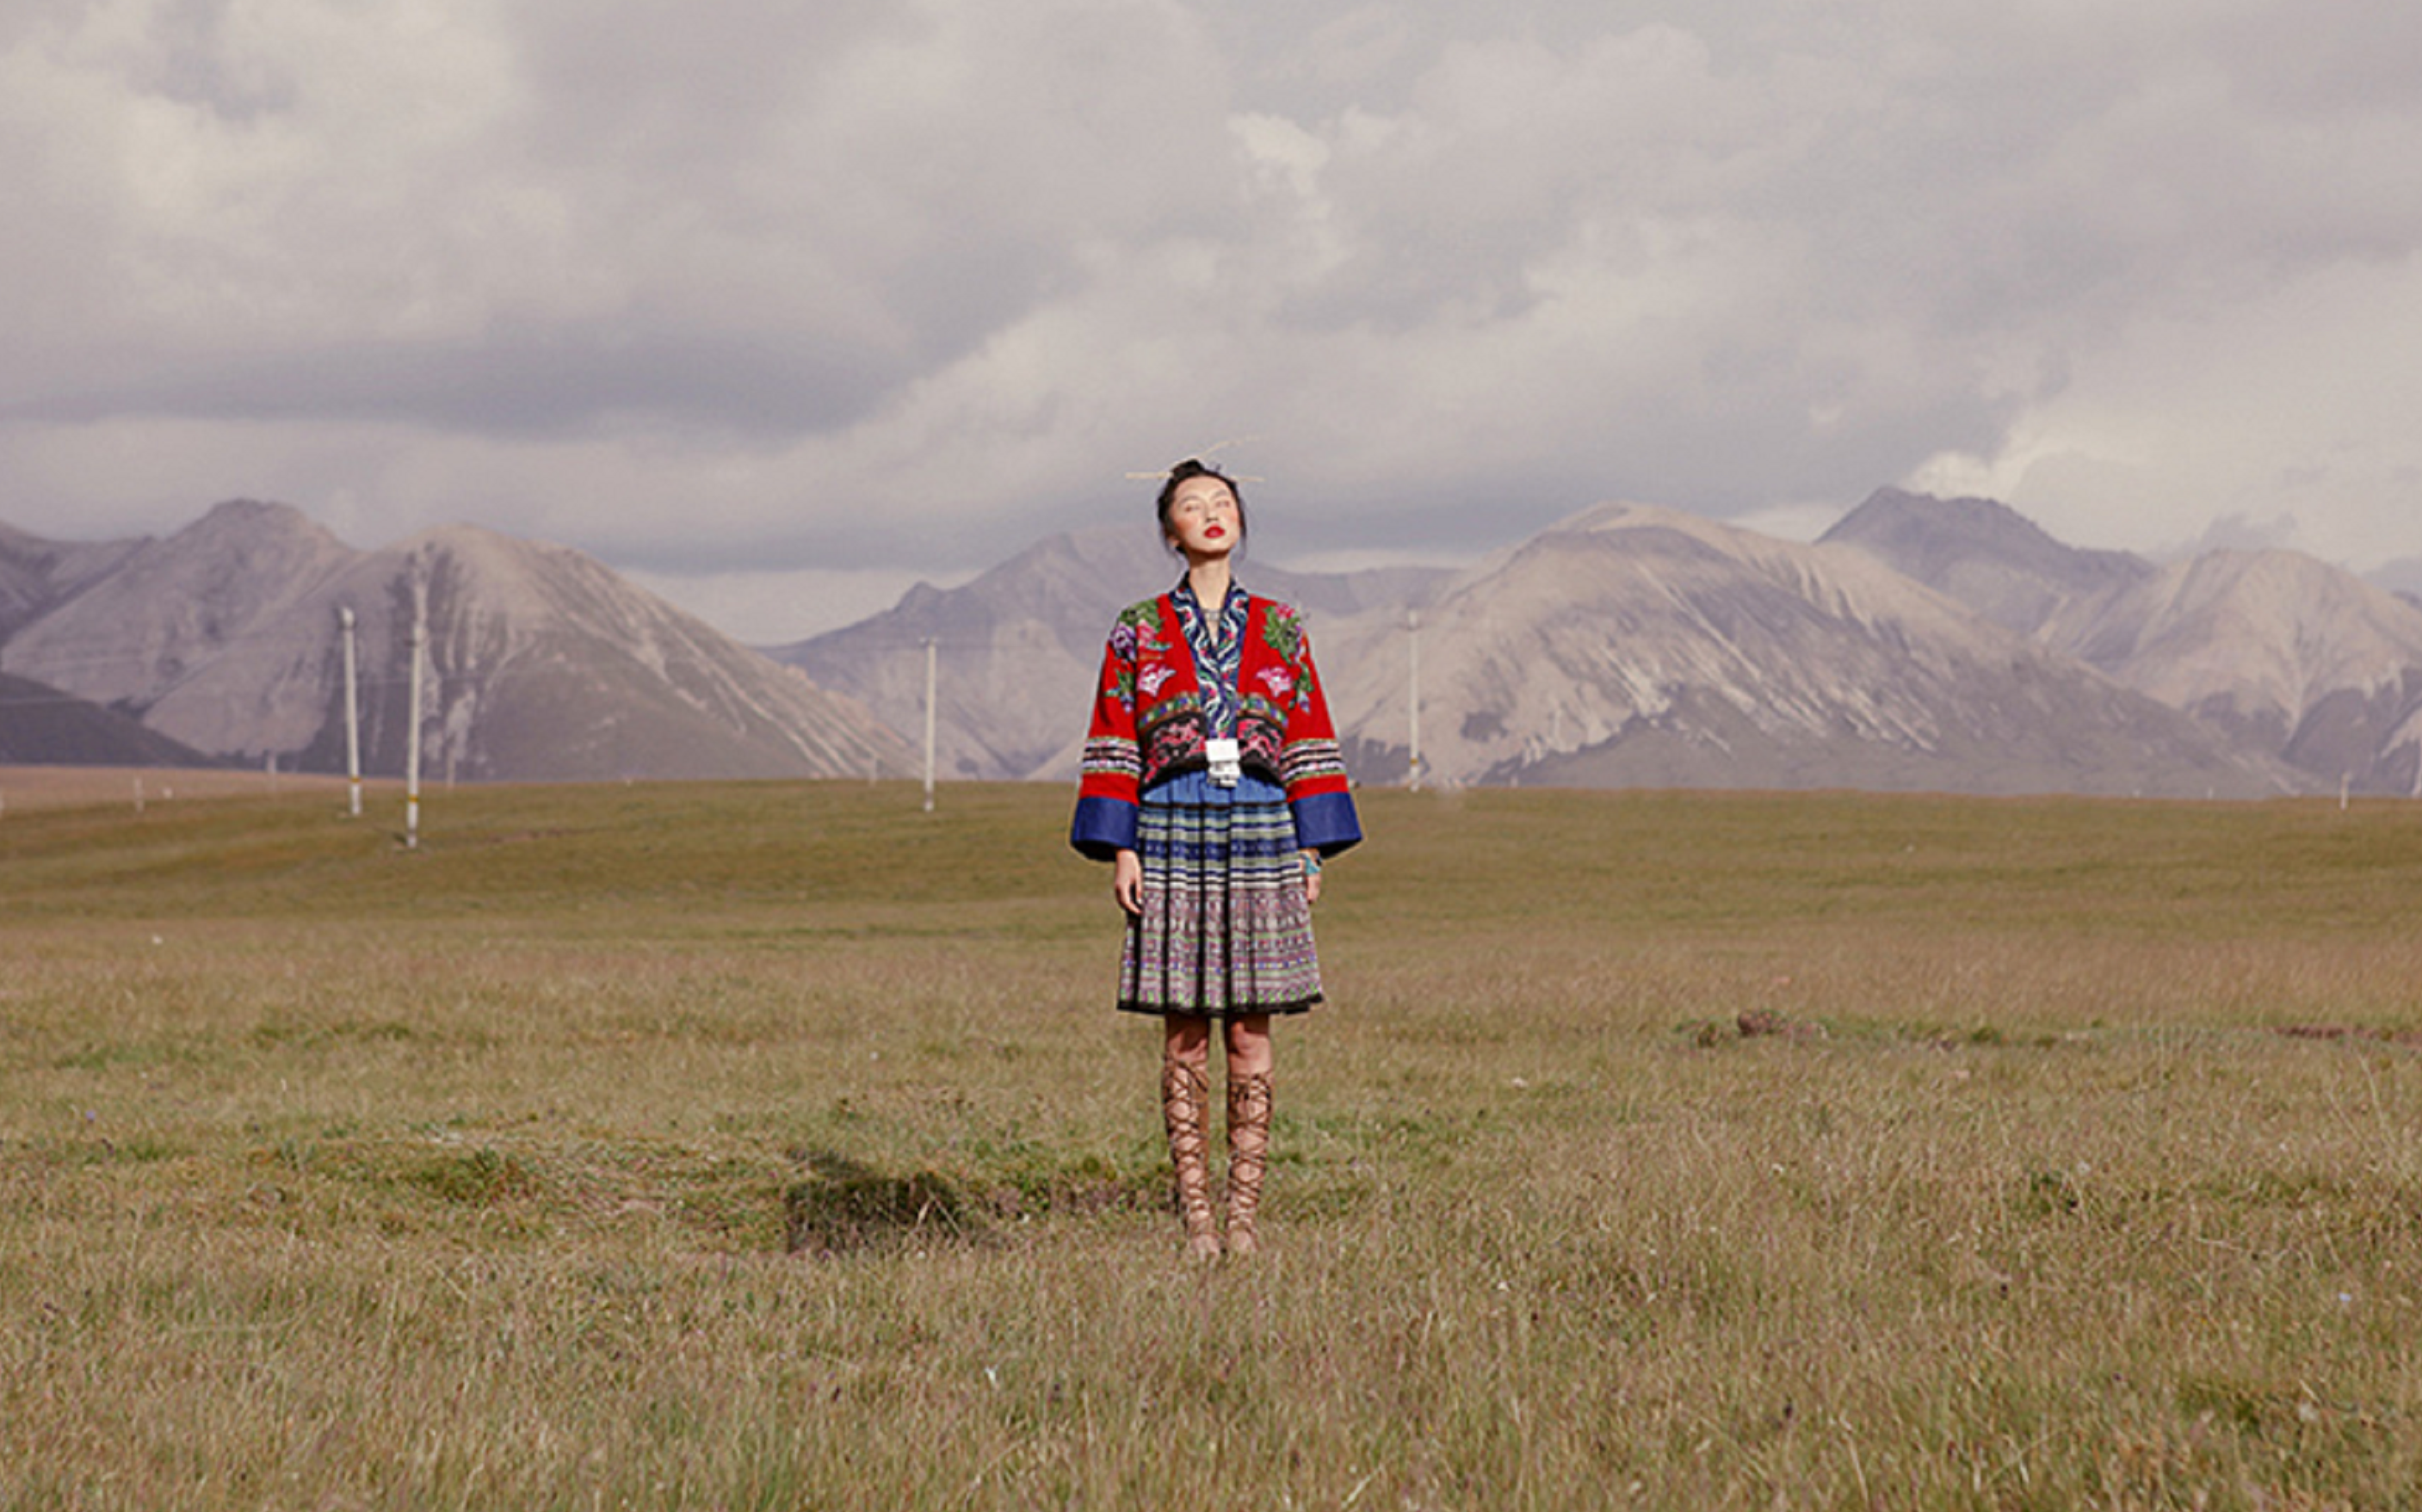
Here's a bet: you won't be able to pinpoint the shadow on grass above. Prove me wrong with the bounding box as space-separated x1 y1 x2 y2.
784 1149 973 1256
782 1147 1168 1257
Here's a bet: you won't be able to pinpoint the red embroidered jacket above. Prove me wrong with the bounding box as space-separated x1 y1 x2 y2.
1069 590 1362 861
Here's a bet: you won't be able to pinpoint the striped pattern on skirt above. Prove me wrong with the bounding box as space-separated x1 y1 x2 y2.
1120 771 1323 1018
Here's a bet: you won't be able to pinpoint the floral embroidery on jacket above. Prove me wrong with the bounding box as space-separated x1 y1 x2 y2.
1260 606 1304 661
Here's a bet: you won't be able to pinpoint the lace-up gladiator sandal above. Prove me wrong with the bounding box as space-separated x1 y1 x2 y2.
1162 1057 1222 1262
1223 1070 1273 1257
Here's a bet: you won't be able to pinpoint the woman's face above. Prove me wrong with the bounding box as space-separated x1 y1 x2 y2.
1164 475 1241 560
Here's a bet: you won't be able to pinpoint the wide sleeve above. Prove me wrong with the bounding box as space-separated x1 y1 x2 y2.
1277 622 1362 857
1069 617 1143 861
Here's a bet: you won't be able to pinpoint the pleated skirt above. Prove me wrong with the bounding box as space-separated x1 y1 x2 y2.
1119 771 1324 1018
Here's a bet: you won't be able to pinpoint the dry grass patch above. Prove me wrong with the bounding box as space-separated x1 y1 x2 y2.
3 781 2420 1507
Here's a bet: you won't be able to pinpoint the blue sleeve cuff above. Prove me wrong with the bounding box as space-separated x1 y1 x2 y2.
1070 794 1138 861
1290 790 1362 857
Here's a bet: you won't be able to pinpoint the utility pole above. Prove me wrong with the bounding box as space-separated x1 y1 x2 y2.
1407 609 1423 792
340 605 362 818
922 637 938 813
405 566 427 849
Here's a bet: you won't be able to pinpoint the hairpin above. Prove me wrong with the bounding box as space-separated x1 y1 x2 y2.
1124 435 1267 483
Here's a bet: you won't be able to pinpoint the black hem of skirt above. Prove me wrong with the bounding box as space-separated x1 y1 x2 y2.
1117 996 1322 1020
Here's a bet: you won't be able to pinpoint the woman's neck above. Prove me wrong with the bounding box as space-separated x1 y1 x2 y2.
1183 555 1233 607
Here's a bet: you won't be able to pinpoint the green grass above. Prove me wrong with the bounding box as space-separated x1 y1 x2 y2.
3 778 2419 1509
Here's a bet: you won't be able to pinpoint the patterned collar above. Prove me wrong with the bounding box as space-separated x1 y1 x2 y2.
1169 578 1251 737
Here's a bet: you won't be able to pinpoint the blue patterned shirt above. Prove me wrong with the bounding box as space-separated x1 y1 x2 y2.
1169 578 1251 739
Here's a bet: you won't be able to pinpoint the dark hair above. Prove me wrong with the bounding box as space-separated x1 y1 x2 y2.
1154 459 1249 555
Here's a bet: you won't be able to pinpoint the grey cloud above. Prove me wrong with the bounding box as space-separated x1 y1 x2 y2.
2199 5 2422 114
504 0 905 162
3 0 1229 438
6 0 2422 593
10 326 918 438
148 0 302 120
1257 350 2017 562
495 1 1241 290
1280 7 2422 345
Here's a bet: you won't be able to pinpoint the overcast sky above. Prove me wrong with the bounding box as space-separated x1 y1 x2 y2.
5 0 2421 640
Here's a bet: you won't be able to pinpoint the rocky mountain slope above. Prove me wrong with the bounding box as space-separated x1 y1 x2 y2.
1826 490 2422 794
0 671 212 768
3 501 360 748
0 501 911 782
1317 504 2291 796
0 521 147 640
1818 486 2153 638
2050 551 2422 793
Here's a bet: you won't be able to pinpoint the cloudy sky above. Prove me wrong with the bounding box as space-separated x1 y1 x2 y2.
5 0 2421 639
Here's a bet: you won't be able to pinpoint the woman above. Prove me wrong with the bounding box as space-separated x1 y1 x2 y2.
1070 459 1362 1260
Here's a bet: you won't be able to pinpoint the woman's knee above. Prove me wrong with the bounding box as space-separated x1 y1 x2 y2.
1223 1015 1273 1076
1164 1017 1213 1070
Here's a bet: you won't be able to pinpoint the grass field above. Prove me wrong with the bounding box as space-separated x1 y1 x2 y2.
3 773 2419 1509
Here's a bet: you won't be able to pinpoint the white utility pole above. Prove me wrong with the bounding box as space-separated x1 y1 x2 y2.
405 568 427 849
340 605 362 818
922 637 938 813
1406 609 1423 792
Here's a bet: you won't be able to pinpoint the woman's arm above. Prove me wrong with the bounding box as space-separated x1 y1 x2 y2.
1275 619 1362 858
1071 617 1146 860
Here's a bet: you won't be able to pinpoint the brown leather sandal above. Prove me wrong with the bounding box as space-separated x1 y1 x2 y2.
1162 1057 1222 1261
1223 1070 1273 1257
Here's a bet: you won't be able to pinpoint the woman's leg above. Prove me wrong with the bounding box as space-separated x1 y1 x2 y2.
1221 1015 1275 1256
1162 1016 1220 1261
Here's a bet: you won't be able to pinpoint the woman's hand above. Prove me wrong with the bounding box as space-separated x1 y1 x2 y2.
1113 849 1143 916
1302 851 1323 907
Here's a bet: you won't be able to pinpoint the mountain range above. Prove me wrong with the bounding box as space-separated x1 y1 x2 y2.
9 488 2422 797
1823 489 2422 794
1317 503 2287 796
0 501 911 782
773 486 2422 798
